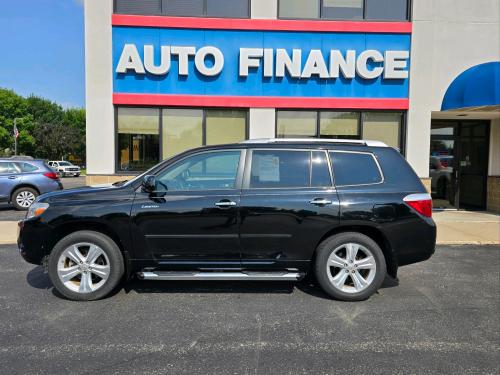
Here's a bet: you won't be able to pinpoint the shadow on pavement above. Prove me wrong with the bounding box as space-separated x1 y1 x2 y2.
26 265 399 300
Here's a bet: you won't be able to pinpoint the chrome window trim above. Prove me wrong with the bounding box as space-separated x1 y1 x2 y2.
329 150 385 187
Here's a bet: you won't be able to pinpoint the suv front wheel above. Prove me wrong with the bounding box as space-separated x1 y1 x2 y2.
315 232 386 301
48 231 124 301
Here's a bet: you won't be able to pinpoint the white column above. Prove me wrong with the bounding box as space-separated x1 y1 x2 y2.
84 0 114 175
249 108 276 139
251 0 278 19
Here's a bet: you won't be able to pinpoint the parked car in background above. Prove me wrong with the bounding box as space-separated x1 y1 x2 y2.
18 139 436 301
0 158 62 210
48 161 81 177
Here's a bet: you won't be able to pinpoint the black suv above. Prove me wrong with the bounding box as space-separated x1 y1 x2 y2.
18 139 436 301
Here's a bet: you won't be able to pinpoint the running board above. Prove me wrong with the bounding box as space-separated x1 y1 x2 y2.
137 271 304 281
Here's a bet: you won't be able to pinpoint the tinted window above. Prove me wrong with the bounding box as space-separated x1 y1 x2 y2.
115 0 162 15
206 0 249 17
322 0 363 20
0 162 17 174
163 0 204 16
17 163 38 172
311 151 332 187
365 0 408 20
157 151 241 191
279 0 320 19
330 152 382 186
249 150 310 188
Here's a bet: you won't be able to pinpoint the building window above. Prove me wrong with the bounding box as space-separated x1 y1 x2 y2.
277 110 404 150
162 109 203 159
278 0 320 19
117 108 160 172
322 0 363 20
278 0 409 20
115 0 162 15
362 112 401 149
320 111 360 139
365 0 408 21
206 109 247 145
117 107 248 172
277 111 317 138
114 0 249 18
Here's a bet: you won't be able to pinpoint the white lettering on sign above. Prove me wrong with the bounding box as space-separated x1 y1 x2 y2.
115 44 409 80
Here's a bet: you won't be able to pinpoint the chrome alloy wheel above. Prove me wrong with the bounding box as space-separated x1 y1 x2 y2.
57 243 111 294
16 191 36 208
326 243 377 294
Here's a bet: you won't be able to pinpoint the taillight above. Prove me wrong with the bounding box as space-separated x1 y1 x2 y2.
43 172 59 180
403 193 432 218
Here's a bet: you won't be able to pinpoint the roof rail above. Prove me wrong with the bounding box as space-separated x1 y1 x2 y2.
240 138 388 147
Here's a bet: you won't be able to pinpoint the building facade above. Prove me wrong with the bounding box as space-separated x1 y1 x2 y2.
84 0 500 212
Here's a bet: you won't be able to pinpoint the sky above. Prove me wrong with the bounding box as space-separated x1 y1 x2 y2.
0 0 85 108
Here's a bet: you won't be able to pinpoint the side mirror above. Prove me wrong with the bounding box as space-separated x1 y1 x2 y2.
142 175 156 193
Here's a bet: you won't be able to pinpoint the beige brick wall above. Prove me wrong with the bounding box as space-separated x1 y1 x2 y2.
86 175 136 185
487 176 500 214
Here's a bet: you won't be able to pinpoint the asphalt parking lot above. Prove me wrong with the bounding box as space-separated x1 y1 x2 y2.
0 176 87 221
0 244 498 374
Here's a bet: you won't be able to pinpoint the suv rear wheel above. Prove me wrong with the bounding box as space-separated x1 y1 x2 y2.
315 232 386 301
48 231 124 301
12 187 38 210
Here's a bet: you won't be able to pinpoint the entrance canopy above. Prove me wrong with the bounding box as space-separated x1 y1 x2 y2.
441 62 500 111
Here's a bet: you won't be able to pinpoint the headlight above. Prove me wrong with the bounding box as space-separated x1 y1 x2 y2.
26 202 49 219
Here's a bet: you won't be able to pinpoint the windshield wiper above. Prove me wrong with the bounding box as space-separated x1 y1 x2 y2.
112 180 128 187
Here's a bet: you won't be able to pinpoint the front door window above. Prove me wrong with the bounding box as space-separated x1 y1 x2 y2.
156 150 241 191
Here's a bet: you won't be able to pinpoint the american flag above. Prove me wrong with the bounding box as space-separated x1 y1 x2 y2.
13 122 19 139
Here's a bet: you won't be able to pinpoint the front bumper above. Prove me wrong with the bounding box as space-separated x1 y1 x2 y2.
18 219 51 265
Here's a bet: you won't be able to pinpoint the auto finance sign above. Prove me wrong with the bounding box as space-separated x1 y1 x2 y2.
112 26 411 99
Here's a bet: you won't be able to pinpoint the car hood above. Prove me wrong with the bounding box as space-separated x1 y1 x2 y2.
38 184 132 203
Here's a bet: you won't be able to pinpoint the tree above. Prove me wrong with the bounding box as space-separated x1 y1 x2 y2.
0 88 86 160
33 123 81 160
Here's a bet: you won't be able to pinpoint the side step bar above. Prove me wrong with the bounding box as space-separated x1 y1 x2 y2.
137 271 304 281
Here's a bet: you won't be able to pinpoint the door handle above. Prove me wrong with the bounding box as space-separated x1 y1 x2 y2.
215 200 237 208
309 198 332 206
8 176 17 180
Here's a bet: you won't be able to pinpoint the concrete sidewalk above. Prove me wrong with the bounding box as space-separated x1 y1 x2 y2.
1 211 499 245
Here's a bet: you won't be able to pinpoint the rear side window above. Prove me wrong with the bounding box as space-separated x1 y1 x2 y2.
249 150 310 188
330 151 382 186
17 162 38 172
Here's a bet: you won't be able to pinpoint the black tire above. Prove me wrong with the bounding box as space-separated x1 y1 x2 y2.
48 230 124 301
314 232 386 301
11 187 38 211
75 174 80 177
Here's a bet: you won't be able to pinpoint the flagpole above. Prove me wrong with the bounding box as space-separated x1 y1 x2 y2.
14 118 18 156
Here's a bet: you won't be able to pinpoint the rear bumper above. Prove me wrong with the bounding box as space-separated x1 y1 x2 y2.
393 217 437 267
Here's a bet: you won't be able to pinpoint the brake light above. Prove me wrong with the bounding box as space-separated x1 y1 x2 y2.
43 172 59 180
403 194 432 218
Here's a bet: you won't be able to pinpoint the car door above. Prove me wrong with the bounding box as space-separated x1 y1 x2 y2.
131 149 245 269
0 162 20 202
239 148 340 271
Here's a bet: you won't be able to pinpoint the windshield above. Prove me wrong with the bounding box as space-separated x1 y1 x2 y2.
58 161 72 166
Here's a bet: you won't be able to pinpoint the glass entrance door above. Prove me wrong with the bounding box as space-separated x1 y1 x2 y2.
429 121 490 210
430 123 458 209
458 122 489 209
